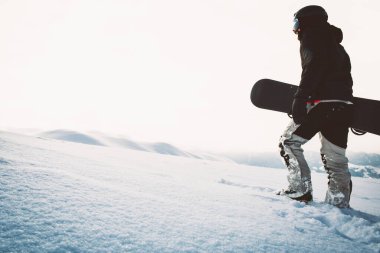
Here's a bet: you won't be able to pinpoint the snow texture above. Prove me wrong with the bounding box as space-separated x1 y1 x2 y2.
1 131 380 252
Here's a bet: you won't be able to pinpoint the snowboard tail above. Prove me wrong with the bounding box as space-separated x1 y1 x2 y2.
250 79 380 136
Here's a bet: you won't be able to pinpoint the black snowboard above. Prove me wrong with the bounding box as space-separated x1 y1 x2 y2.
251 79 380 136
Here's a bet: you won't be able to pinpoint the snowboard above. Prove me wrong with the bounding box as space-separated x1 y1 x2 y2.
250 79 380 136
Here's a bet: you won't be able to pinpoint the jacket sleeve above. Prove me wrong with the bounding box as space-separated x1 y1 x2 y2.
294 32 328 99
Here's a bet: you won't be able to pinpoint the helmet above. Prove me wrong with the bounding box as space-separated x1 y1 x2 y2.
294 5 328 20
293 5 328 34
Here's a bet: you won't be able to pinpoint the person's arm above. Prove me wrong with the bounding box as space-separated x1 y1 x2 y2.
295 32 328 99
292 32 328 124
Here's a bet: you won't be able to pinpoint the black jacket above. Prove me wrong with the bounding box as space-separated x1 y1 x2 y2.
294 24 353 102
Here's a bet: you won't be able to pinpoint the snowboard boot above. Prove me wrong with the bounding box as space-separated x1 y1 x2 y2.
276 188 313 203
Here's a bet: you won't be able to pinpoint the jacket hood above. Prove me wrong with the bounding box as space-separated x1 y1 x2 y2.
330 25 343 43
297 23 343 43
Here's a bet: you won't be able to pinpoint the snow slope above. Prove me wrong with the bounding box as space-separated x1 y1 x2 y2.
1 131 380 252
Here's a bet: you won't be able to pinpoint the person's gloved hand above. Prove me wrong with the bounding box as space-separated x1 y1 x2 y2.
291 98 307 125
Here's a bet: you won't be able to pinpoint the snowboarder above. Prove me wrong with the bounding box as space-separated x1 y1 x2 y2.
278 5 354 208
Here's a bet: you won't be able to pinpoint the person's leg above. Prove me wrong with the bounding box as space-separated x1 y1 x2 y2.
320 133 351 208
319 103 353 208
279 120 313 199
279 103 330 200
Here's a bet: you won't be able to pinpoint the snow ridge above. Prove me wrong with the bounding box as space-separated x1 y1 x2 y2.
37 129 229 162
37 129 380 179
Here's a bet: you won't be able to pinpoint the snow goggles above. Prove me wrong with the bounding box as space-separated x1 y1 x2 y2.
293 18 300 34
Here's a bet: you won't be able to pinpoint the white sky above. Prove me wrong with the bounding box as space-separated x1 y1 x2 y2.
1 0 380 153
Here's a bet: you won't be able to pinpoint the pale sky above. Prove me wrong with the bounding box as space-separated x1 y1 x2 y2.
1 0 380 153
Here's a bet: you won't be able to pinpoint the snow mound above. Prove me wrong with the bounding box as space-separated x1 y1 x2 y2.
39 129 104 146
144 142 193 157
101 136 146 151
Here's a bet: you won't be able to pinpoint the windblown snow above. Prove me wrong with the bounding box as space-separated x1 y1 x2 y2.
1 131 379 252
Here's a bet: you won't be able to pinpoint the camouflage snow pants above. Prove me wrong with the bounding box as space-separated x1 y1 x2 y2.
279 102 353 208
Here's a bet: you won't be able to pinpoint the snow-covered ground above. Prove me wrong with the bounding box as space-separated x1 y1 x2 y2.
1 131 379 252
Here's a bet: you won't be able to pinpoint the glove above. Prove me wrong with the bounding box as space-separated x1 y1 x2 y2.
291 98 307 125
